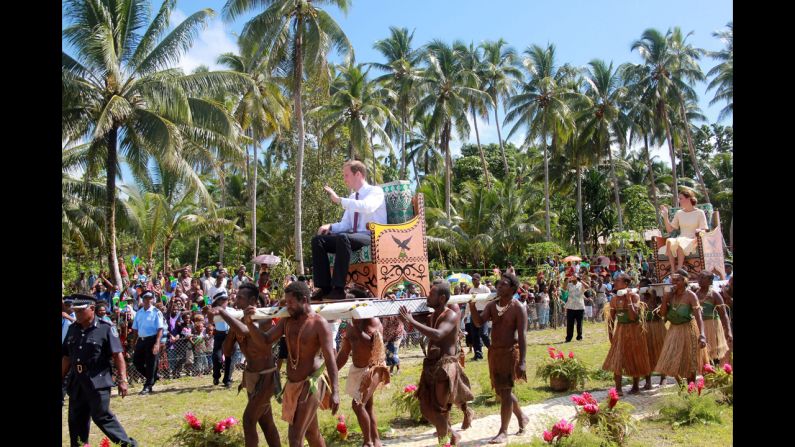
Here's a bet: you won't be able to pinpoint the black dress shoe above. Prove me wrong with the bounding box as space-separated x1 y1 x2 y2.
311 288 331 301
222 382 232 389
326 287 347 301
213 379 219 386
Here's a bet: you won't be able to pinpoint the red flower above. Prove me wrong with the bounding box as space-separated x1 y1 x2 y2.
223 417 238 427
403 384 417 393
608 388 619 408
184 412 202 430
722 363 732 375
555 352 565 359
584 403 599 414
687 381 696 394
570 395 586 406
552 419 574 436
703 363 716 374
214 421 227 433
100 438 111 447
336 422 348 433
543 430 555 443
581 391 597 405
568 351 574 359
696 377 705 396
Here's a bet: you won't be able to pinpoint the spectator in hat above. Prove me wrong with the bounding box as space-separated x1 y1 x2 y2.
131 291 166 395
208 272 228 300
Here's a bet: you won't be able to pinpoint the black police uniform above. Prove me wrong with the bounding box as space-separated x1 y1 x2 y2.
63 316 137 447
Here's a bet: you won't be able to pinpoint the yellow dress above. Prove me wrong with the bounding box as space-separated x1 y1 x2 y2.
659 209 708 256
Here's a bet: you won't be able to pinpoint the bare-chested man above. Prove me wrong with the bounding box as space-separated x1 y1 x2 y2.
469 273 529 444
336 317 390 447
398 280 473 446
205 283 280 447
260 281 340 447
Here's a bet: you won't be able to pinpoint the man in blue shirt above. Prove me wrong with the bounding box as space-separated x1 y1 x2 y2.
131 291 166 395
209 291 234 387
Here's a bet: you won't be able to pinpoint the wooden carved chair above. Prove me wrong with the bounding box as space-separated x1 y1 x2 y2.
330 180 430 298
651 203 726 282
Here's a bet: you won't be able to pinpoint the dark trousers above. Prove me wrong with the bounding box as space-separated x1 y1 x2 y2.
311 232 372 289
466 322 491 358
133 336 159 388
566 309 585 342
68 383 137 447
213 332 232 384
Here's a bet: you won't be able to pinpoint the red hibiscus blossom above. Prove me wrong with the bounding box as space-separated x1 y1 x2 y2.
696 377 705 396
687 382 696 394
543 430 555 443
568 351 574 359
571 395 586 406
722 363 732 375
214 421 227 433
581 391 597 405
703 363 716 374
100 438 111 447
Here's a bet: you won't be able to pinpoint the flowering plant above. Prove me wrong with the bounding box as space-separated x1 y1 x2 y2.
169 412 244 446
659 382 723 427
336 414 348 440
81 439 119 447
393 382 424 422
571 388 635 445
541 418 574 444
703 362 733 404
536 348 589 390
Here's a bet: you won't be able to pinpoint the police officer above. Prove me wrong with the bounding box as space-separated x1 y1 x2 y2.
62 294 137 447
131 290 166 395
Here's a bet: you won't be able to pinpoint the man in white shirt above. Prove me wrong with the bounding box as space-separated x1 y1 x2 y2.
564 274 591 342
312 160 388 301
207 272 228 301
231 266 251 290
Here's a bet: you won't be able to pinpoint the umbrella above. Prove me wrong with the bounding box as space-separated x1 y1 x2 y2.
446 273 473 285
252 252 281 266
562 255 582 263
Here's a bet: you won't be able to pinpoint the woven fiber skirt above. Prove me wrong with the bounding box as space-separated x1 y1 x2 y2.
602 323 651 377
654 319 710 377
703 319 729 361
645 320 667 371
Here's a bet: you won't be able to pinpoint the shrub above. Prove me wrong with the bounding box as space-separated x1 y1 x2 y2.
393 384 424 423
571 388 635 445
536 348 589 390
169 412 244 447
658 382 723 427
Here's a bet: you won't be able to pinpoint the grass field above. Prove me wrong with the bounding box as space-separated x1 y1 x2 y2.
62 321 731 446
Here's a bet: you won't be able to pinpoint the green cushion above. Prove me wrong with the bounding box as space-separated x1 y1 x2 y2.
667 203 714 237
381 180 415 224
329 245 372 265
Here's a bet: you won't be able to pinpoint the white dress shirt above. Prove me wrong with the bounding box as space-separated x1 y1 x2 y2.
331 182 388 235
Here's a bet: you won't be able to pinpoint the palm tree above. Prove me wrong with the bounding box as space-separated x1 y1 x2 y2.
372 26 422 179
707 22 733 122
223 0 353 275
454 41 493 188
314 63 397 161
581 59 628 231
63 0 249 287
480 39 522 176
406 114 443 183
505 43 576 241
218 34 291 271
414 40 491 218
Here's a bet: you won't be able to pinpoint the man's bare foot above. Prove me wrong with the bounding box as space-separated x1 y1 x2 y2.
461 407 474 430
628 387 640 395
643 382 653 391
488 432 508 444
517 413 530 434
450 431 461 446
372 440 383 447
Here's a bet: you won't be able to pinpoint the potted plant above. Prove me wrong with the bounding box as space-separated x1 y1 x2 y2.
536 347 589 391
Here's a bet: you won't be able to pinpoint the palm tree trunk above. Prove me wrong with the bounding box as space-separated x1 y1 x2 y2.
105 127 123 289
643 133 662 229
494 102 509 176
678 103 711 203
400 110 407 179
218 167 226 264
294 18 306 276
607 139 624 231
413 158 421 186
472 106 492 189
251 139 258 273
661 103 679 207
542 120 551 241
163 237 174 271
729 216 733 252
194 236 200 271
443 120 453 219
576 164 585 256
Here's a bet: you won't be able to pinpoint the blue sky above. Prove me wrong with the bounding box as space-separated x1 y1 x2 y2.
65 0 733 181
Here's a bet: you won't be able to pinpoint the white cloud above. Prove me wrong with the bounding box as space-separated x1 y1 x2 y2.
170 9 238 73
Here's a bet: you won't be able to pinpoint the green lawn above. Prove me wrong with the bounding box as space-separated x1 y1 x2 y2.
62 321 731 446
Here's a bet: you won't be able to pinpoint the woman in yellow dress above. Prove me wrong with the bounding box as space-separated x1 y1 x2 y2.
659 189 709 274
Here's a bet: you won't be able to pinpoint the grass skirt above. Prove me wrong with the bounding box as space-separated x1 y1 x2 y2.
602 323 651 377
654 320 709 378
703 319 729 360
645 320 667 371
